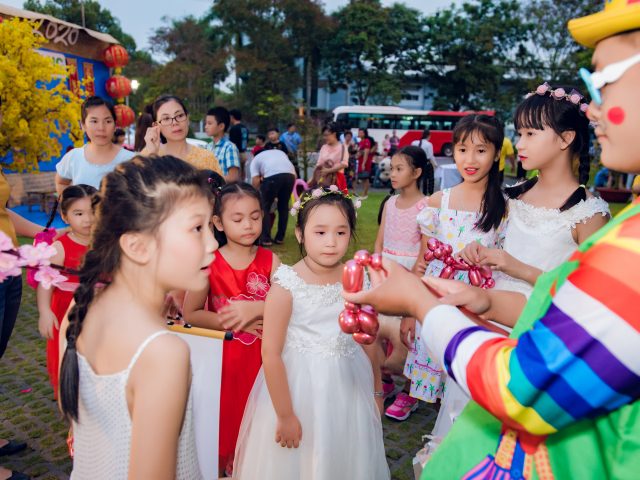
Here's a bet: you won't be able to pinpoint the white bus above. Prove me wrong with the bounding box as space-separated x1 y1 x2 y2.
333 105 495 156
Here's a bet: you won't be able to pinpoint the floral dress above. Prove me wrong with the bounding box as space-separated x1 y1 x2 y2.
207 247 273 472
403 188 506 402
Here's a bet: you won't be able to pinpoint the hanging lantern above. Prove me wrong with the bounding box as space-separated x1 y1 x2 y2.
103 44 129 69
114 104 135 128
105 75 132 100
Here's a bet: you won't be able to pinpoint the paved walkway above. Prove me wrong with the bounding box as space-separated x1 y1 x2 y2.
0 278 438 479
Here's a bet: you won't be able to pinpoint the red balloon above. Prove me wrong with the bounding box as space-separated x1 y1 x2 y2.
444 256 454 265
469 269 482 287
354 250 371 266
344 301 359 312
443 244 453 255
484 278 496 289
434 247 444 260
453 260 469 271
343 260 364 293
339 310 360 334
427 237 439 251
424 250 435 262
357 309 379 335
353 332 376 345
370 253 384 270
440 265 455 279
479 266 492 279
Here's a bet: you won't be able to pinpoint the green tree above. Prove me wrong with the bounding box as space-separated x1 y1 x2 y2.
521 0 601 86
322 0 427 105
23 0 137 51
421 0 530 113
145 16 228 120
209 0 330 128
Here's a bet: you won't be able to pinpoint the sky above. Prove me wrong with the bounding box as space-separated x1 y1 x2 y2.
3 0 463 51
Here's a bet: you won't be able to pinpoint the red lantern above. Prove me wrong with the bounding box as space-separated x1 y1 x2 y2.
114 104 135 128
105 75 132 100
103 44 129 69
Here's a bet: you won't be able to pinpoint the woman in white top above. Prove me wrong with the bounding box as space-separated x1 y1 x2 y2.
58 156 216 479
55 96 135 193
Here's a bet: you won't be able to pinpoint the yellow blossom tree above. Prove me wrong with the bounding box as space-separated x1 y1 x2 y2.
0 17 83 172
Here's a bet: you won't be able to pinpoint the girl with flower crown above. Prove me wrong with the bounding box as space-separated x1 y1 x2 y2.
183 182 279 477
234 187 389 480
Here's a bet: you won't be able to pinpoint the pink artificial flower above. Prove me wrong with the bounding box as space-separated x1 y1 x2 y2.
246 272 270 298
0 252 22 283
536 83 550 95
18 243 57 267
329 185 339 192
311 188 323 198
0 231 14 252
552 87 566 99
580 103 589 113
354 199 362 209
569 90 583 104
34 265 68 290
293 200 301 210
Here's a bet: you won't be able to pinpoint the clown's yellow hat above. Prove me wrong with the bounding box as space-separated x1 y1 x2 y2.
568 0 640 48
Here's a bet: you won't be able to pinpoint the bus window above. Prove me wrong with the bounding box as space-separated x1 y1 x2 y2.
397 116 416 130
368 114 397 129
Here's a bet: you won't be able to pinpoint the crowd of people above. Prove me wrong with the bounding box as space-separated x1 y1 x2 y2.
0 2 639 479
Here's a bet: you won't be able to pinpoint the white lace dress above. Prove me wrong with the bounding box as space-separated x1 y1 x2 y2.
234 265 390 480
429 194 610 445
495 196 610 297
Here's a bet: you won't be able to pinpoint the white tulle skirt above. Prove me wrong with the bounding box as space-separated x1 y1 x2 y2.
233 345 390 480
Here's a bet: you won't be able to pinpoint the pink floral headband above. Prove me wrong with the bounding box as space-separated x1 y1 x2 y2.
290 185 361 217
526 82 589 115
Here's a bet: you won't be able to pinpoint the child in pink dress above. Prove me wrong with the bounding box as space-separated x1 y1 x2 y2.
374 146 429 420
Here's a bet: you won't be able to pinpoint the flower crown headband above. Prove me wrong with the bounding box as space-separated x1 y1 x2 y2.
525 82 590 115
290 185 362 217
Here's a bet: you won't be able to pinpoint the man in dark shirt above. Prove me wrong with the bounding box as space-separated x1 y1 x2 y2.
229 109 249 175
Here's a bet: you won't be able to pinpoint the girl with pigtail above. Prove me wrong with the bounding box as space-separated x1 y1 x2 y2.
459 84 610 326
58 155 215 479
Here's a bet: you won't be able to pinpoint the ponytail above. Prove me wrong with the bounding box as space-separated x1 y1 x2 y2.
477 161 506 232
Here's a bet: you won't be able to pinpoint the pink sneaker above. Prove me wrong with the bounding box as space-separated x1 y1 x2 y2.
383 381 398 399
385 392 418 421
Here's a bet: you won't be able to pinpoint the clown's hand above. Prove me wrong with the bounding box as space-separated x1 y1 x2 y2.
422 276 491 316
342 257 437 319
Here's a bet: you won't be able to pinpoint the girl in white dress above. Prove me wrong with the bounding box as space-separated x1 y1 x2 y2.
234 187 389 480
58 156 214 479
431 84 610 449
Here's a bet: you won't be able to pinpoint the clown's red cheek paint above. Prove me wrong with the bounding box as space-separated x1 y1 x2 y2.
607 107 626 125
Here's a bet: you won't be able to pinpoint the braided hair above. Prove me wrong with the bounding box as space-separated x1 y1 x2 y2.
59 155 212 422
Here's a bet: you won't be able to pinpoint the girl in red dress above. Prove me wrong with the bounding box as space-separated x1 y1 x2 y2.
184 182 279 476
36 184 96 398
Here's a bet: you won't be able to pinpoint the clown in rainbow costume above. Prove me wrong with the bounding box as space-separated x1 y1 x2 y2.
342 1 640 478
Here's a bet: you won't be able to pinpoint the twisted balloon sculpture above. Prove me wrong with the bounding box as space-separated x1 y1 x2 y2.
424 237 495 289
338 250 384 345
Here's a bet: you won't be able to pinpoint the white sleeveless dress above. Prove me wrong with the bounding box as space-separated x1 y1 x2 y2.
234 265 390 480
429 194 610 443
71 330 202 480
